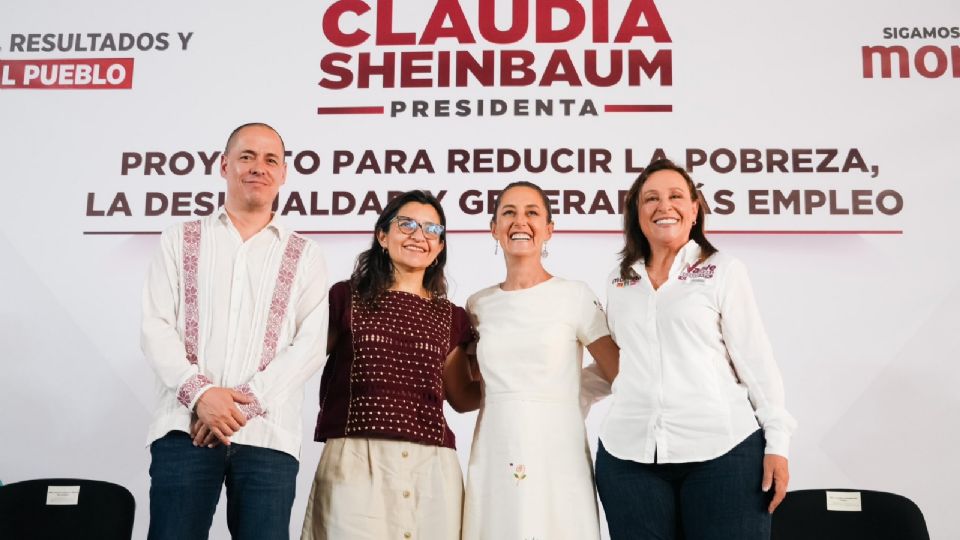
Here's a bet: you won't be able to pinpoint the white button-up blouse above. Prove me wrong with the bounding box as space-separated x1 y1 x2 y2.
601 240 795 464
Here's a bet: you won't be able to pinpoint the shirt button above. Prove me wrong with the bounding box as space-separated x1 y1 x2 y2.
404 533 411 539
401 450 409 458
402 490 411 498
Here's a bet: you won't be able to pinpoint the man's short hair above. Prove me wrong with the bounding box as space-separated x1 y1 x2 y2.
224 122 286 156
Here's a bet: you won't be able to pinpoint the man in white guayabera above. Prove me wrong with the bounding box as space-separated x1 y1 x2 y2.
141 123 328 540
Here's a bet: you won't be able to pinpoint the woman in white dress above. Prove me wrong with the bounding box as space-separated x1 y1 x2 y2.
461 181 619 540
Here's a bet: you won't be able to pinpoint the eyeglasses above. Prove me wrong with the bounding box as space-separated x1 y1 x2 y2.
390 216 445 239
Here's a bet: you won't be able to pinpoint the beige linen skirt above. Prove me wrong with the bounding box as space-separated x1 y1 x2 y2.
301 437 463 540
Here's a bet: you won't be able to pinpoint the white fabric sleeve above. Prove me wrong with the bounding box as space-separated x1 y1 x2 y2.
140 225 212 410
579 361 612 418
575 282 611 346
235 244 329 418
718 258 797 457
575 282 613 417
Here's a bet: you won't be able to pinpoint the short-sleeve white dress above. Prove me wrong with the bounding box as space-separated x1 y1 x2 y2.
462 277 610 540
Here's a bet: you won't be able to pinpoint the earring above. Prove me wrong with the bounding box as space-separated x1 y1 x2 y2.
541 241 549 259
494 239 499 255
430 258 439 268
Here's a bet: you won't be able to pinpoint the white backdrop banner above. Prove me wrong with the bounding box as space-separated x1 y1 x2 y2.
2 1 958 538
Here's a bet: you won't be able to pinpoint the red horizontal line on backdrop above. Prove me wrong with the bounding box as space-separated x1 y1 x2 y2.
708 230 903 235
316 105 673 115
604 104 673 113
83 230 903 236
425 230 904 235
317 106 384 115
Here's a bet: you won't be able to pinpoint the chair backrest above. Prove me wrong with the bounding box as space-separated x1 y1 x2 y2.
772 488 929 540
0 478 135 540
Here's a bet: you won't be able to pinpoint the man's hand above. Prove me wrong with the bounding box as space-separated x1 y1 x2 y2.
190 417 220 448
762 454 790 513
193 387 254 446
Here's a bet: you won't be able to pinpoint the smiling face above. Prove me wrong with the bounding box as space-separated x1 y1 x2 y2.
377 202 445 273
220 125 287 213
491 185 554 258
638 169 699 251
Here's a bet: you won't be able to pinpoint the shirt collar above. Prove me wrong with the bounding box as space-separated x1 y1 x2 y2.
215 206 286 239
631 239 703 276
676 239 703 268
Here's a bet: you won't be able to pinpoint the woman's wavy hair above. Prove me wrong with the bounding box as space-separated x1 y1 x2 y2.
350 190 449 303
619 158 717 280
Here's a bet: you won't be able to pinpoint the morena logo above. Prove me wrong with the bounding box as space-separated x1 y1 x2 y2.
611 276 641 288
863 27 960 79
862 45 960 79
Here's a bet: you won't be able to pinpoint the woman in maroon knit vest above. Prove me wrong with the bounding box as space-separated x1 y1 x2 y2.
301 190 478 540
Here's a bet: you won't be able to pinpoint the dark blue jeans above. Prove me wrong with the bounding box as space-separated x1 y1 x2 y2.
148 431 299 540
596 430 771 540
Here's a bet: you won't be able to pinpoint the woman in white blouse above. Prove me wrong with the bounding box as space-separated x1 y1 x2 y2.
597 158 796 540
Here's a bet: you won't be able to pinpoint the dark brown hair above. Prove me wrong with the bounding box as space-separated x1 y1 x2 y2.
490 181 554 224
350 190 449 303
619 158 717 280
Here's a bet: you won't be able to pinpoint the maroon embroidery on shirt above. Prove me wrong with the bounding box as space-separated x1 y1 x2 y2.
611 276 640 287
178 221 305 417
234 383 265 420
182 220 202 364
177 373 212 408
258 235 307 372
678 263 716 281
